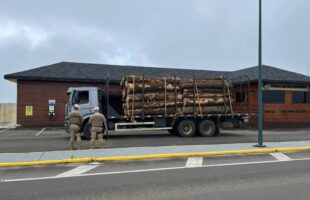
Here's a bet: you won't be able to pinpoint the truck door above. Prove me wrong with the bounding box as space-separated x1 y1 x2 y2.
72 90 92 117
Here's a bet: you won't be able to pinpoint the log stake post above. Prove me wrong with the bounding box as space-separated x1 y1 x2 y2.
164 77 167 117
174 75 177 115
131 76 135 121
142 75 145 120
194 78 203 118
193 75 196 116
105 73 109 119
223 78 228 118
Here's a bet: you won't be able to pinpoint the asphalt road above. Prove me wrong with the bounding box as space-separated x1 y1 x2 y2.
1 152 310 200
0 128 309 153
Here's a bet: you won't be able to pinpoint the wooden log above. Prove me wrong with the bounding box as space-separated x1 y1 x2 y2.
124 107 183 116
125 81 180 88
126 82 176 89
182 88 225 94
123 100 183 109
126 83 180 93
121 75 233 116
122 76 181 83
124 93 182 101
182 98 227 106
182 93 228 98
121 77 180 89
122 89 126 99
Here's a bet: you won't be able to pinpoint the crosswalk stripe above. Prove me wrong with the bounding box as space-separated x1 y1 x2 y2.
186 156 203 168
270 152 292 161
56 165 100 177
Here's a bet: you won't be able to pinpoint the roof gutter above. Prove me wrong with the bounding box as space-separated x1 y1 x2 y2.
3 75 121 84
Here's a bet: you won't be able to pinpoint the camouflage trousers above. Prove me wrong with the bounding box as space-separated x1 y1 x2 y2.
90 127 106 148
70 124 82 149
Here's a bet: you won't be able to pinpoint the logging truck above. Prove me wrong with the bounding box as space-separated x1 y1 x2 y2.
65 75 246 138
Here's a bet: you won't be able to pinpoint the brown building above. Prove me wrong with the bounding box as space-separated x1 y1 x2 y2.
4 62 310 128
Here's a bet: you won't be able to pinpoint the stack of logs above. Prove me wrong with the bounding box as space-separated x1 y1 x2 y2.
121 75 233 116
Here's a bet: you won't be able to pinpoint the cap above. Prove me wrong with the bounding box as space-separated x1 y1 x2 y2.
93 106 99 112
73 104 79 108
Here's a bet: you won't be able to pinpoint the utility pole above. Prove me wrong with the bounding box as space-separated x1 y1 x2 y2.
256 0 265 147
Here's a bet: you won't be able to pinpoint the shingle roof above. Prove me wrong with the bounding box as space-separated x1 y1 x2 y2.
229 65 310 84
4 61 310 84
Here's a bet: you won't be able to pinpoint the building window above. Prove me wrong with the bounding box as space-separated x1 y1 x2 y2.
72 91 89 104
263 91 285 104
292 92 310 103
235 92 246 103
264 83 308 90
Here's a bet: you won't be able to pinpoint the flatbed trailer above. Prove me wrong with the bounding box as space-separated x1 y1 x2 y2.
65 74 247 138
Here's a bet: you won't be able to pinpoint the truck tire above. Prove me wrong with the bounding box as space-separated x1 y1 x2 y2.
198 119 216 137
214 120 221 136
83 122 91 139
177 119 196 137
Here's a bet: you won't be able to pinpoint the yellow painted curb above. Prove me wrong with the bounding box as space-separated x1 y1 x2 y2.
0 146 309 167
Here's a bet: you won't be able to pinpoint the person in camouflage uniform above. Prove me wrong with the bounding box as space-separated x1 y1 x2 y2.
88 107 107 149
69 104 83 150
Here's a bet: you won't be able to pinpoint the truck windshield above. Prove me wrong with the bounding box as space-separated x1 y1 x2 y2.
72 91 89 105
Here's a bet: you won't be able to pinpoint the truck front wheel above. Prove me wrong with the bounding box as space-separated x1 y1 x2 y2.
198 119 216 137
177 119 196 137
83 122 91 139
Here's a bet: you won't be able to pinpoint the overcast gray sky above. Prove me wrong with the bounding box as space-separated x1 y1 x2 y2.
1 0 310 102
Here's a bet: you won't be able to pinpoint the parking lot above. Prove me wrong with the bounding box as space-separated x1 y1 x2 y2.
0 127 309 153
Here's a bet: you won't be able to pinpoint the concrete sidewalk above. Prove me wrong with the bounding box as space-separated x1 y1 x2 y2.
1 140 310 167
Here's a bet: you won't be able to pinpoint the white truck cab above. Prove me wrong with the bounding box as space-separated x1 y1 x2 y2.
65 87 99 137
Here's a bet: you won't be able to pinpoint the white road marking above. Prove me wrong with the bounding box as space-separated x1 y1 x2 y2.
186 156 203 168
90 162 101 165
56 165 100 177
3 157 310 183
270 152 292 161
0 128 10 133
35 128 46 136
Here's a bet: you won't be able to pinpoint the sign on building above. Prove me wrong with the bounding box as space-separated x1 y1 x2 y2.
25 105 33 116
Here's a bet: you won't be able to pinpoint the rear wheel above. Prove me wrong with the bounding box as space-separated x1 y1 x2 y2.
214 120 221 136
198 119 216 137
177 119 196 137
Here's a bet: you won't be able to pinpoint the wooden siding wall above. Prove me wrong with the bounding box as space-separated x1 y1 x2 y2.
263 91 310 123
17 80 121 126
233 83 310 128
